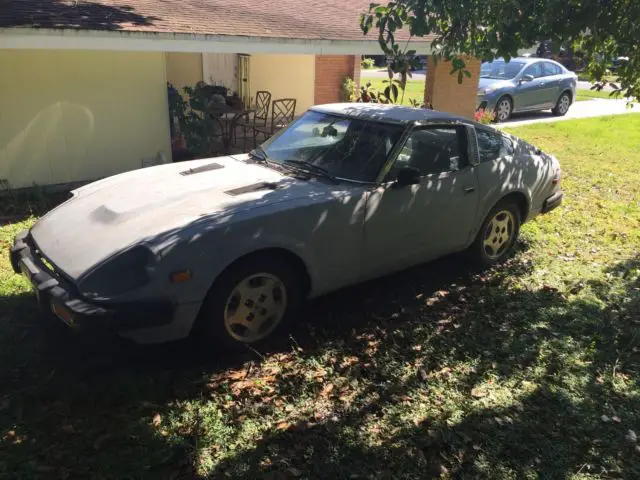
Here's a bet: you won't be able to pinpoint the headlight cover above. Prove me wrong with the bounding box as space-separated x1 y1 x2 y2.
79 246 157 298
478 87 495 96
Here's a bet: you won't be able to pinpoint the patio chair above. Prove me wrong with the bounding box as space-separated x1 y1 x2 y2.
253 98 297 146
234 90 271 149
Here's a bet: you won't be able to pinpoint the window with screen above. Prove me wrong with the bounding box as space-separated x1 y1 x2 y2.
392 127 466 177
476 129 514 162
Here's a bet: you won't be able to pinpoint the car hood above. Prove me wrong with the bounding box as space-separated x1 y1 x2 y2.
478 77 514 91
31 155 318 279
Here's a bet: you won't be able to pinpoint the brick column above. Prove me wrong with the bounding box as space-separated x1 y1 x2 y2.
424 56 481 118
314 55 361 105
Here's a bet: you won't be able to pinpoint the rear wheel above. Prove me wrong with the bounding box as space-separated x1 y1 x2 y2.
552 92 572 116
470 200 521 266
494 96 513 122
195 255 305 350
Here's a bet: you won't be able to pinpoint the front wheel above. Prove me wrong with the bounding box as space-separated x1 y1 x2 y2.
195 255 305 350
494 96 513 122
552 92 572 116
470 200 521 266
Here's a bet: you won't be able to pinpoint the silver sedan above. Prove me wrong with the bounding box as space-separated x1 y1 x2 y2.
10 104 563 348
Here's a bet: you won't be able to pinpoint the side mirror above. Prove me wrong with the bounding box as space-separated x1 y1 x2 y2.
393 167 421 188
520 74 534 83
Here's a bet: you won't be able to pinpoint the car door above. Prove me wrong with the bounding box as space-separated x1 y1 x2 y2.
541 62 562 105
516 62 555 110
362 125 479 277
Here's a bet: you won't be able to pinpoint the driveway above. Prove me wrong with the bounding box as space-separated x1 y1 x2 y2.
498 98 637 127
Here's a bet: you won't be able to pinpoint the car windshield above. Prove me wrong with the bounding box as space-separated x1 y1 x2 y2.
480 60 526 80
261 110 404 182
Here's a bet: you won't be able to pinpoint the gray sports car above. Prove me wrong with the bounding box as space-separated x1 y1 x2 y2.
477 57 578 122
10 104 563 348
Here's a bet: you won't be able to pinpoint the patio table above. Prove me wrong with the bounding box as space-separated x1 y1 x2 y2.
207 105 256 154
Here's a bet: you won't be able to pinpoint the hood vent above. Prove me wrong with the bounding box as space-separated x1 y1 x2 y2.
180 163 224 176
225 182 280 196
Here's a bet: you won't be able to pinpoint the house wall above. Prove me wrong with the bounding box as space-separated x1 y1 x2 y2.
424 56 481 118
249 54 315 115
0 49 171 188
165 52 203 89
314 55 360 105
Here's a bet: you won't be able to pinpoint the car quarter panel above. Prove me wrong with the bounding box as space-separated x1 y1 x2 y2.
473 133 556 230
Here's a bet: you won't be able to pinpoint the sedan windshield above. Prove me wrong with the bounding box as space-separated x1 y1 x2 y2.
261 111 404 182
480 60 526 80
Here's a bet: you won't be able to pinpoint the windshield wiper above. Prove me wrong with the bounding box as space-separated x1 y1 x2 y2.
283 160 337 182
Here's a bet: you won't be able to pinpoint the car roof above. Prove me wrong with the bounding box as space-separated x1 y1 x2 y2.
310 103 465 125
484 56 562 67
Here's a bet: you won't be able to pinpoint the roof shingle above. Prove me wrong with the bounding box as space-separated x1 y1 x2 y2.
0 0 401 41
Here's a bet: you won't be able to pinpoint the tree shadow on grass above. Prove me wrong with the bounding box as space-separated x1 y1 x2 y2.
1 250 638 478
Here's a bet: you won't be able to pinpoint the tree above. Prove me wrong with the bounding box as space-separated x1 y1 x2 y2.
360 0 639 102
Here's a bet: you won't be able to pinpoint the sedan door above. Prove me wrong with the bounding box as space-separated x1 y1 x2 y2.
516 62 556 110
541 62 563 104
362 125 479 278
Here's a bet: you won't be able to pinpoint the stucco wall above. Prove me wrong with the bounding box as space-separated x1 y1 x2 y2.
249 54 315 115
166 52 203 89
0 49 171 188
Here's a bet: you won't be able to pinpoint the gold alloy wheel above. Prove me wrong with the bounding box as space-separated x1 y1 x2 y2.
483 209 516 259
223 273 287 343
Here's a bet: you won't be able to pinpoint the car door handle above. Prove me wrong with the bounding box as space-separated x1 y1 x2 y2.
464 186 475 193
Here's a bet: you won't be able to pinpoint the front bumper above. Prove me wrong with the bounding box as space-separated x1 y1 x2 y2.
541 190 563 214
476 95 497 112
10 230 175 333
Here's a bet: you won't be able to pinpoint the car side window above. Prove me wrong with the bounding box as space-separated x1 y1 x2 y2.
476 128 514 162
543 62 560 76
523 63 543 78
393 127 467 177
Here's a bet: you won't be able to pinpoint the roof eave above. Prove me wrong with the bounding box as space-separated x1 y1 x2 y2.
0 27 435 55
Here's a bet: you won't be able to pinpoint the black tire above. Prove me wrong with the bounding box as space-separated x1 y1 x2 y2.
494 96 513 123
552 91 572 116
470 199 521 267
194 254 305 351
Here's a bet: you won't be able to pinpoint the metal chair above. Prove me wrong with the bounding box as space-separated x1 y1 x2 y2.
253 98 297 146
234 91 271 149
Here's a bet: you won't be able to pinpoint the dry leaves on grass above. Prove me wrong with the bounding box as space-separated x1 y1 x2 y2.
152 412 162 428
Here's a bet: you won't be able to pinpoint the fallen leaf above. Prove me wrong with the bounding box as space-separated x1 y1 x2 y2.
152 413 162 428
35 466 56 473
471 388 487 398
601 414 611 422
287 467 302 477
276 422 291 431
612 416 622 423
93 434 112 450
625 430 637 443
227 370 246 381
320 383 335 397
61 424 75 434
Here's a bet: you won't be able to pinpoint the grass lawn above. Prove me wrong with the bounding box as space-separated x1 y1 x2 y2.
364 78 425 106
575 89 626 102
1 115 639 479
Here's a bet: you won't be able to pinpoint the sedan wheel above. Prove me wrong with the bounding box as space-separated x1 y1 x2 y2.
482 210 516 260
224 273 287 343
495 97 512 122
553 92 571 116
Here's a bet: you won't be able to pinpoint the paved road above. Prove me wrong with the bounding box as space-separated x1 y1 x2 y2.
498 98 637 127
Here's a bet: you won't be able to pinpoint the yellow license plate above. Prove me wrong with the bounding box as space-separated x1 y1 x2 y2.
51 300 75 326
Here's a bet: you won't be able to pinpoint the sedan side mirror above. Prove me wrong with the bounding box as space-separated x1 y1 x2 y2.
520 74 534 83
393 167 421 188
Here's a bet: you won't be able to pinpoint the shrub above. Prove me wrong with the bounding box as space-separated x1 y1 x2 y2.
361 57 376 70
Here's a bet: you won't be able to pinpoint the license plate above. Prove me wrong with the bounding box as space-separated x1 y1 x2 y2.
51 300 75 327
